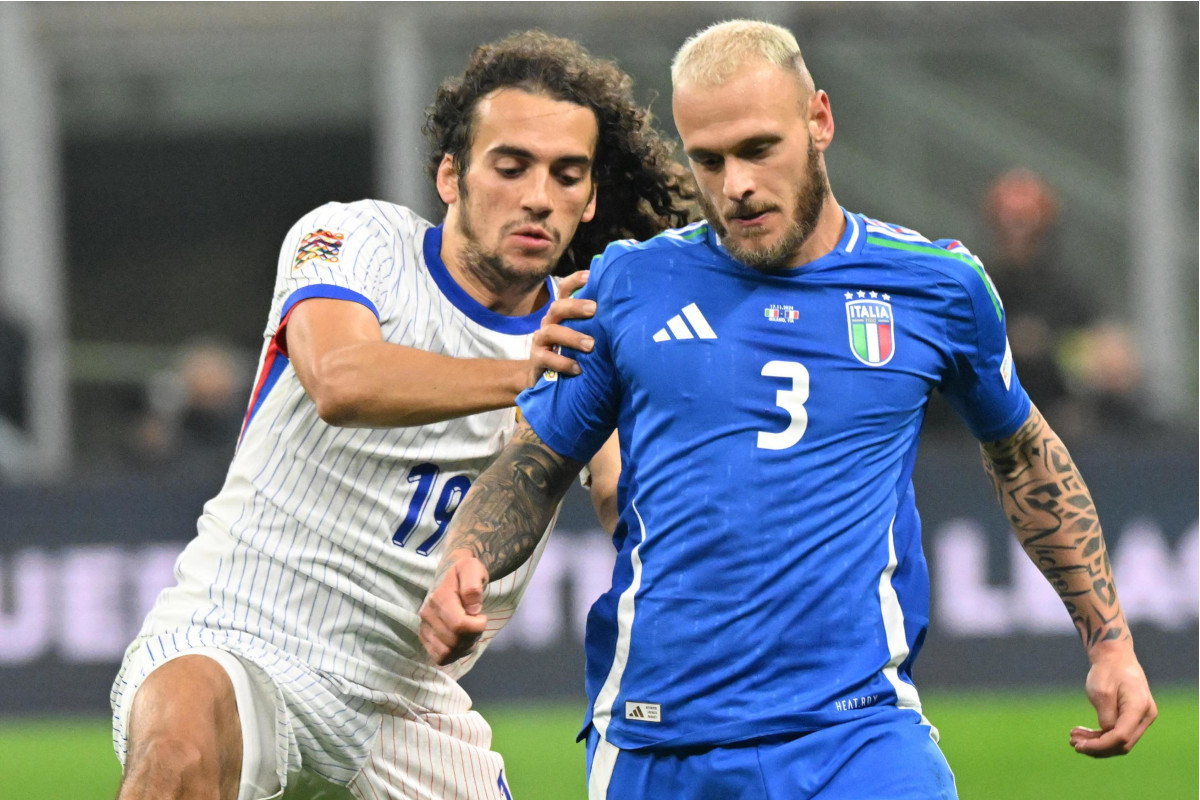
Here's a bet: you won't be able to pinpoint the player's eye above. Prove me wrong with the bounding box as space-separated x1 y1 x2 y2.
557 170 585 187
496 161 525 178
693 155 723 172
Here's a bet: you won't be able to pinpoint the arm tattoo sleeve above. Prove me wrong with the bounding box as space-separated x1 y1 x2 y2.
980 406 1130 650
438 422 584 583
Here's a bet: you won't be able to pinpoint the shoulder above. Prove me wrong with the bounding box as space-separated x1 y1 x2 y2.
290 200 432 246
590 221 714 280
857 215 1002 320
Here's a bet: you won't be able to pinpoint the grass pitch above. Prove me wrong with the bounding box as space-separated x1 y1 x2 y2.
1 687 1193 799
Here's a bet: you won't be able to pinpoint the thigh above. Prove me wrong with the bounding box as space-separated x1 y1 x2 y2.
760 712 958 800
117 647 284 800
349 710 510 800
119 653 245 800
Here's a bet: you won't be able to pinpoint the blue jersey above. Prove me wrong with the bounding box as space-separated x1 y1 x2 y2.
517 210 1030 751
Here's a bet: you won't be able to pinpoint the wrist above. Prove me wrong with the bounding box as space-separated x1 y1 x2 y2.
1086 630 1134 664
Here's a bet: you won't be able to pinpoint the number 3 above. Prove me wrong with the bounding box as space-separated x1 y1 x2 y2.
757 360 809 450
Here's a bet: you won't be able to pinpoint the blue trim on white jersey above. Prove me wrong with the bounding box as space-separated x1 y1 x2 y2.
281 284 381 321
422 225 553 335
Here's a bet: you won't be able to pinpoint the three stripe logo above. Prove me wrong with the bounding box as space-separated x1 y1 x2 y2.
652 302 717 342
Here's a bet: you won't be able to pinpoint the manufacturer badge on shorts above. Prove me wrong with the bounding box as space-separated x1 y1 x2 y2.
625 701 661 722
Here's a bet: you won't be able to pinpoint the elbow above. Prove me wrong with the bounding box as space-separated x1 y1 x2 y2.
306 362 370 427
312 389 360 426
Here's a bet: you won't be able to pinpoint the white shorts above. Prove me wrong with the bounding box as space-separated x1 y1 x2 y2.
112 634 515 800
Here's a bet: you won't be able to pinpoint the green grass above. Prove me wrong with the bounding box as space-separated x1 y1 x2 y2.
2 688 1194 799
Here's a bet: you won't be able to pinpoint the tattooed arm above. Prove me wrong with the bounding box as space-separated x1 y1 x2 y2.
980 405 1157 757
419 422 584 666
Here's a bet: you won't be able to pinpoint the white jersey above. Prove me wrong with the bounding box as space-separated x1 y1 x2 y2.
135 199 554 709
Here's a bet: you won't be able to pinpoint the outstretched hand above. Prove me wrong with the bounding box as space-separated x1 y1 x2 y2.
1070 643 1157 757
419 555 490 666
527 269 596 385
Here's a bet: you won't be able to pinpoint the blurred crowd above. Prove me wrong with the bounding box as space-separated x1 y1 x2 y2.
925 167 1147 440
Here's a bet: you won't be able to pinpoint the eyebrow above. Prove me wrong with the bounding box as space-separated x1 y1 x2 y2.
686 134 782 161
489 145 593 168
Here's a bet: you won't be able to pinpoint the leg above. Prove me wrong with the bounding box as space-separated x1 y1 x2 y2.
117 654 243 800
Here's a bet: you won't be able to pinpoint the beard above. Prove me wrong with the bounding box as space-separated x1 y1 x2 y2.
701 139 829 272
455 184 561 298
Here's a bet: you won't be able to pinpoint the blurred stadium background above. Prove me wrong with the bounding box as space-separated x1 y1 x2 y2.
0 3 1196 798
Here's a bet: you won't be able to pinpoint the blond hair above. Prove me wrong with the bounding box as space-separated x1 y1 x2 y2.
671 19 814 90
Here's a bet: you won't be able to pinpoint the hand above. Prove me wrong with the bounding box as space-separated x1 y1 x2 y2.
1070 642 1157 757
527 270 596 385
418 555 490 666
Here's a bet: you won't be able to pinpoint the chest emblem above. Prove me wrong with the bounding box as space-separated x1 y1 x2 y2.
845 293 895 366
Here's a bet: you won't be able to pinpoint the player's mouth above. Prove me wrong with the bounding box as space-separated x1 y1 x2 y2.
509 225 555 250
728 207 775 229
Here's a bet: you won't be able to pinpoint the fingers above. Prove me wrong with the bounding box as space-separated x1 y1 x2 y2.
1072 684 1158 758
418 560 490 666
543 296 597 326
556 269 589 300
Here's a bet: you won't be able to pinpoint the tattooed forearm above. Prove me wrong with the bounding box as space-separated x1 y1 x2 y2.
438 422 584 583
980 406 1129 651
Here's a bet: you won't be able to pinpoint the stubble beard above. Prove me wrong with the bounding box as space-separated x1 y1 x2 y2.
455 187 559 299
702 140 829 272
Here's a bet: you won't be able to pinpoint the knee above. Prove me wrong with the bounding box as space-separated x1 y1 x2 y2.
121 735 218 799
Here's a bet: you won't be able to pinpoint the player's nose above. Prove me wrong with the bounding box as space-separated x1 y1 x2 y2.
722 160 756 202
522 170 553 217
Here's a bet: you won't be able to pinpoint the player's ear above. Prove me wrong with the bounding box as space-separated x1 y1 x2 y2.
806 90 834 152
581 183 597 224
436 154 461 205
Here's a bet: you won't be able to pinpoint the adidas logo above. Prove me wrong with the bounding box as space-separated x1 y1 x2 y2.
624 701 662 722
652 303 717 342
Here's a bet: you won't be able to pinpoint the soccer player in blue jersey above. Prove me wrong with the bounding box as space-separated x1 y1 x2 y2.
421 19 1157 800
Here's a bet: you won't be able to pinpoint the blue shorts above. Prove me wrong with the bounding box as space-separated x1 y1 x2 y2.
586 710 958 800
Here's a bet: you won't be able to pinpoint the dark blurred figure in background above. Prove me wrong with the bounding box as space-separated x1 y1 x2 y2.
0 307 29 432
980 168 1145 437
0 302 30 481
981 168 1087 428
126 339 249 480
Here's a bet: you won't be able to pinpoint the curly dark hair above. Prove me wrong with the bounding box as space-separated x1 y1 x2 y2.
424 30 695 274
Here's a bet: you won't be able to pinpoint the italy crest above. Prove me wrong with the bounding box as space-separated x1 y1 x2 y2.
845 296 895 366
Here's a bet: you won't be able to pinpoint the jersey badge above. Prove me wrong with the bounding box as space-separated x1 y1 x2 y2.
764 304 800 323
293 229 345 270
625 701 662 722
651 302 717 342
845 291 895 366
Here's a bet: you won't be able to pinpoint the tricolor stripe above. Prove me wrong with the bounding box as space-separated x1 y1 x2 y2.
866 236 1002 320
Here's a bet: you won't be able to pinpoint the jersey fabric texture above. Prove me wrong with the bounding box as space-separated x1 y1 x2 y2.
112 200 552 797
517 210 1031 752
586 708 957 800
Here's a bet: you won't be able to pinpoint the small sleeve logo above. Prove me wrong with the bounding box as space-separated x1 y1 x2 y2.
293 229 345 270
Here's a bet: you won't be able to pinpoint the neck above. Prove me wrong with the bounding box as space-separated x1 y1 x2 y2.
785 193 845 269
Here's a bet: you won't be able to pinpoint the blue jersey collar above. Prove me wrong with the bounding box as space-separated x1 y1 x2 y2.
422 225 553 335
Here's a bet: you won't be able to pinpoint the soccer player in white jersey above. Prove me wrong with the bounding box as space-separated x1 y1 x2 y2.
421 20 1157 800
111 32 693 800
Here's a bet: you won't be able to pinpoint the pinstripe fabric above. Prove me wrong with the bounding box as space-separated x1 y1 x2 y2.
112 201 551 798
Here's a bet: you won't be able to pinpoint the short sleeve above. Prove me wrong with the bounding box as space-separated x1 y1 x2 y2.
517 254 622 463
269 202 394 336
938 245 1032 441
